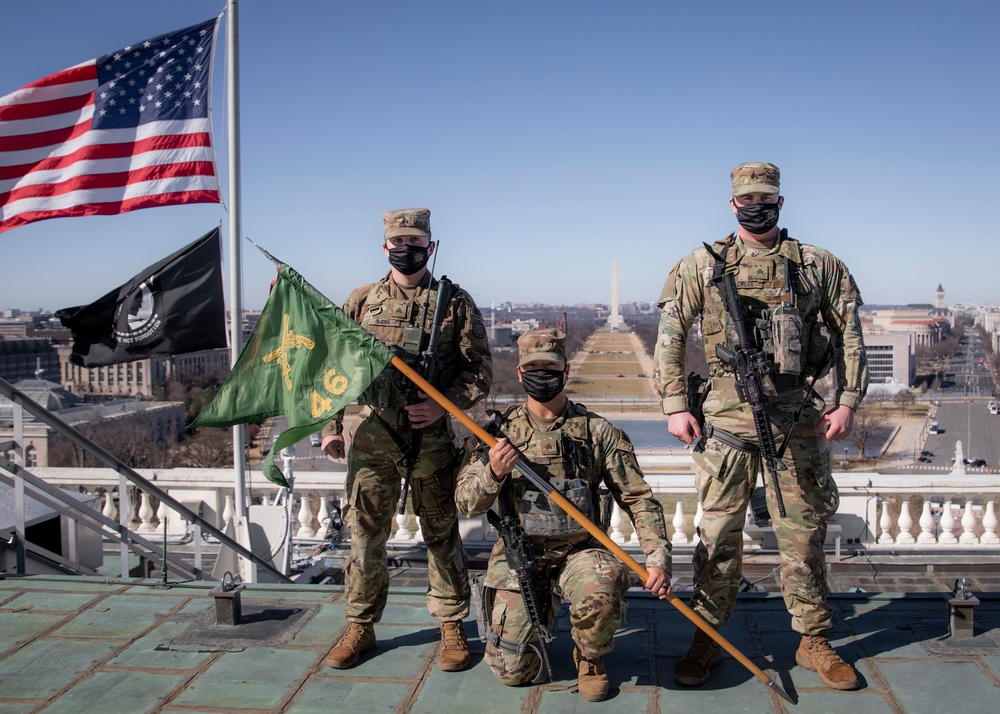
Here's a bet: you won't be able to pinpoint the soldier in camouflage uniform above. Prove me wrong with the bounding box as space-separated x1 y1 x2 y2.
321 208 493 672
654 163 869 691
456 328 671 702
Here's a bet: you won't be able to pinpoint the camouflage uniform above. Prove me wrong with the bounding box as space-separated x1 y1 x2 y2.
323 214 492 626
455 399 670 684
655 221 868 636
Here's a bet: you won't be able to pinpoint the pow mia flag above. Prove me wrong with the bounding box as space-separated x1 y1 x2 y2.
56 229 227 367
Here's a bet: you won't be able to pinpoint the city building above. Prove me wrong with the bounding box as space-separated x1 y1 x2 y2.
861 285 954 350
0 339 60 383
0 377 184 467
57 347 230 398
861 328 916 387
976 306 1000 354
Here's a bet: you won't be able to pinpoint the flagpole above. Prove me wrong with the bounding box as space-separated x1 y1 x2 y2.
226 0 248 531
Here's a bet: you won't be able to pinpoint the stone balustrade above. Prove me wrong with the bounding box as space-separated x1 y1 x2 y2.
27 465 1000 562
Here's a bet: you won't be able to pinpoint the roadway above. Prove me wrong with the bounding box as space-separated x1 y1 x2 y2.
920 399 1000 469
934 330 996 399
918 331 999 469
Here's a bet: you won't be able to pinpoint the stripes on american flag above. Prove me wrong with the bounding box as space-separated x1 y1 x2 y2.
0 17 222 234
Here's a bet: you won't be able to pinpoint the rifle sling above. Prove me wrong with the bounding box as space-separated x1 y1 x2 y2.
367 408 417 462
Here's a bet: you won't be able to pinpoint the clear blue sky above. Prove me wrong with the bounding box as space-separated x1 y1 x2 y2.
2 1 997 314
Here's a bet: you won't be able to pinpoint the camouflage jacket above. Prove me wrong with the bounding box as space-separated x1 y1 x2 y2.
322 271 492 434
654 232 868 416
455 400 671 589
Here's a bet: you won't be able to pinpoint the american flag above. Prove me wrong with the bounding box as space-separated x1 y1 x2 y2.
0 17 222 234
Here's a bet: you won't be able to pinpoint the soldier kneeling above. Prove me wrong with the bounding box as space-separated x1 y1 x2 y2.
456 329 672 702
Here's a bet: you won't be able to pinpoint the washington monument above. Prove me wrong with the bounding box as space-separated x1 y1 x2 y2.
606 259 625 330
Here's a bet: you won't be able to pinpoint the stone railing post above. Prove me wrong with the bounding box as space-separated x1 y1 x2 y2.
896 501 915 544
981 501 999 545
878 498 894 545
917 501 936 544
671 501 689 545
939 501 958 545
297 495 316 538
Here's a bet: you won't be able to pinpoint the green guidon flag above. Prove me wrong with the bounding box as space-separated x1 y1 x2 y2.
191 264 394 487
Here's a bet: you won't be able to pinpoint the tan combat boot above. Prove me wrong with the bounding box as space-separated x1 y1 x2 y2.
573 646 609 702
438 621 472 671
323 622 375 669
674 629 722 686
795 635 860 690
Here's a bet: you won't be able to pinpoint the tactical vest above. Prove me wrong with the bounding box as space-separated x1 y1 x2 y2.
701 235 834 382
503 403 600 540
357 279 459 410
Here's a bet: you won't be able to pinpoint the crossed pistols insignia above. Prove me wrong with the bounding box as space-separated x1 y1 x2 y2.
263 314 315 390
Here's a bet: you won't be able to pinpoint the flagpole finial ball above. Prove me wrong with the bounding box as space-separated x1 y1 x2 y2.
383 208 431 240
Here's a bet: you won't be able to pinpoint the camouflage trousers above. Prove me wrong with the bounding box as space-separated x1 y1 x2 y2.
342 416 470 624
485 547 631 686
691 392 839 636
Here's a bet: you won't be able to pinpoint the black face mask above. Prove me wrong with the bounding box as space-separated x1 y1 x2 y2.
520 368 566 403
735 200 780 235
387 243 430 275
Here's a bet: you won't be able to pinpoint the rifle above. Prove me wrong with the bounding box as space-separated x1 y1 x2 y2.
397 274 455 515
471 414 555 683
485 483 556 683
703 242 787 518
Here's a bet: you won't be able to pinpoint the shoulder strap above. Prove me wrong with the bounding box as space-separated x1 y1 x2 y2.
711 235 736 281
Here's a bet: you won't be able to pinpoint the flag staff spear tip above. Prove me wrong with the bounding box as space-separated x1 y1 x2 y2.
389 355 797 706
245 236 282 267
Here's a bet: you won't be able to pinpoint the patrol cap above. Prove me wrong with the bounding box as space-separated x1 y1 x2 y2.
730 162 780 197
517 328 567 367
383 208 431 240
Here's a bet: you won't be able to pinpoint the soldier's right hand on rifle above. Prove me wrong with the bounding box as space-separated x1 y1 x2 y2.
668 411 702 445
404 390 446 429
322 434 346 460
487 437 519 483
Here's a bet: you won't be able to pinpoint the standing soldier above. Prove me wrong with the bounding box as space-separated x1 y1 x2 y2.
456 328 671 702
654 163 868 690
321 208 492 672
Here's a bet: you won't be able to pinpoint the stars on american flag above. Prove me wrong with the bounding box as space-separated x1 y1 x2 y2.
93 20 215 128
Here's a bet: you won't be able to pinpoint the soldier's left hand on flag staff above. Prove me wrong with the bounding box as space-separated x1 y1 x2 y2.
643 567 672 600
486 437 519 482
322 435 346 460
403 391 447 429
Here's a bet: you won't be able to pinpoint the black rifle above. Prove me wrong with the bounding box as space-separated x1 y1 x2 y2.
397 275 455 515
485 486 555 683
703 242 787 517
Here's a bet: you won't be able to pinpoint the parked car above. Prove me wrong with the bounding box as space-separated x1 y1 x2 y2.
928 421 941 434
920 450 934 457
917 456 932 463
951 457 987 467
310 432 322 447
